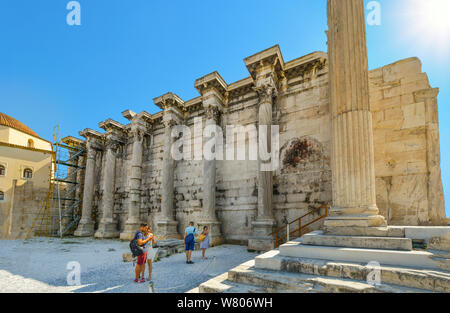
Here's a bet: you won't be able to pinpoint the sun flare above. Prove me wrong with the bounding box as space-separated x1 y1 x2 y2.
402 0 450 55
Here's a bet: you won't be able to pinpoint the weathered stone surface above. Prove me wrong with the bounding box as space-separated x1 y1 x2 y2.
198 259 437 293
279 238 446 270
254 251 450 292
68 5 446 244
428 234 450 251
301 231 413 251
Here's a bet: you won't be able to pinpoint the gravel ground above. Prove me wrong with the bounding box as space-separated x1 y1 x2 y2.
0 238 258 293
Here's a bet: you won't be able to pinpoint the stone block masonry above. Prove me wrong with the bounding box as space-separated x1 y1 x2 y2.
71 45 446 246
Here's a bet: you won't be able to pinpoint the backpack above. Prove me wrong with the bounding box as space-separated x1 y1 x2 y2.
130 232 144 257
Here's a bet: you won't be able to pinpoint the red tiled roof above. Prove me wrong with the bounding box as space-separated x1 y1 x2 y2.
0 112 40 138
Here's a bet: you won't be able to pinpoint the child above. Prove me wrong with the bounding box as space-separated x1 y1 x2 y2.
199 226 210 260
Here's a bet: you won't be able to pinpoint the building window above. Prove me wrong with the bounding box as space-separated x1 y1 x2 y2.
28 139 34 148
23 168 33 179
0 191 4 201
0 165 5 176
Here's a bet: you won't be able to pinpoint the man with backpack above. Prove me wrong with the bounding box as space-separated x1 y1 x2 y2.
132 223 154 283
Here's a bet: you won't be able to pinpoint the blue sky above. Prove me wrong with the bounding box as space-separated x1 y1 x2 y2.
0 0 448 216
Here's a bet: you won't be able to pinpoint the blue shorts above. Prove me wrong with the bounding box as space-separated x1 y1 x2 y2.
185 234 195 251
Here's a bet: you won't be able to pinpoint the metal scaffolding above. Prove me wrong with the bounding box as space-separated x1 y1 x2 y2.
26 125 85 239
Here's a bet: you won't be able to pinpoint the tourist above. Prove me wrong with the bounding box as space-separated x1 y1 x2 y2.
199 226 210 260
144 225 156 282
134 223 153 283
184 221 198 264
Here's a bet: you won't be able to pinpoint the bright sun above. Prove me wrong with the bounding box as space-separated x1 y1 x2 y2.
402 0 450 55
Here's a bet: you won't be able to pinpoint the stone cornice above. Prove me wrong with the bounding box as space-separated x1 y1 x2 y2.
244 45 285 81
121 110 136 121
227 76 255 99
153 92 185 112
99 119 126 134
62 136 85 149
74 47 331 137
79 128 103 141
284 51 328 80
194 71 228 98
184 96 203 114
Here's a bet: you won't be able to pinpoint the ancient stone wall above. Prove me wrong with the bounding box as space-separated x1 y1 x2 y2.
77 53 446 241
370 57 446 225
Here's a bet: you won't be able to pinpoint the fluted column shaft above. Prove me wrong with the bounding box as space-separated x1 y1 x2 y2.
326 0 385 228
74 141 96 236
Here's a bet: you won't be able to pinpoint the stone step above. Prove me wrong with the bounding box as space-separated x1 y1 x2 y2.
197 270 276 293
255 250 450 292
279 239 448 270
223 260 429 293
301 231 413 251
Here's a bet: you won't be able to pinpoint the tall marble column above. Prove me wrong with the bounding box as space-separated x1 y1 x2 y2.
244 46 283 251
74 137 97 237
249 75 277 249
156 118 180 238
95 137 120 238
154 93 184 239
195 73 227 246
324 0 386 231
120 122 146 240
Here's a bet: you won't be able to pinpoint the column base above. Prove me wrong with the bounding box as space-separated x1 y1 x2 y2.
94 219 119 239
156 220 181 239
74 220 95 237
119 221 142 241
248 219 276 252
197 220 224 247
323 214 387 236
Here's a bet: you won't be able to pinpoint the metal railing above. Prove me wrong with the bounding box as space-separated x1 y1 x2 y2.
270 203 328 248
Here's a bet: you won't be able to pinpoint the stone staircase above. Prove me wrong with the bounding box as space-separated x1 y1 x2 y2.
192 230 450 293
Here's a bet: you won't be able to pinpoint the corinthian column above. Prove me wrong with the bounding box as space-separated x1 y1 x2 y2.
120 123 146 240
95 138 120 238
195 72 228 246
325 0 386 231
250 76 277 249
243 45 284 251
154 93 184 239
74 133 100 237
156 117 180 238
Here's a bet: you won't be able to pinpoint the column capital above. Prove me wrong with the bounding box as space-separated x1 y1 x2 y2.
99 119 127 147
253 74 278 104
204 105 222 124
79 129 103 151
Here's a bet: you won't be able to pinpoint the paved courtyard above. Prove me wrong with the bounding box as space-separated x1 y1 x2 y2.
0 238 258 293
